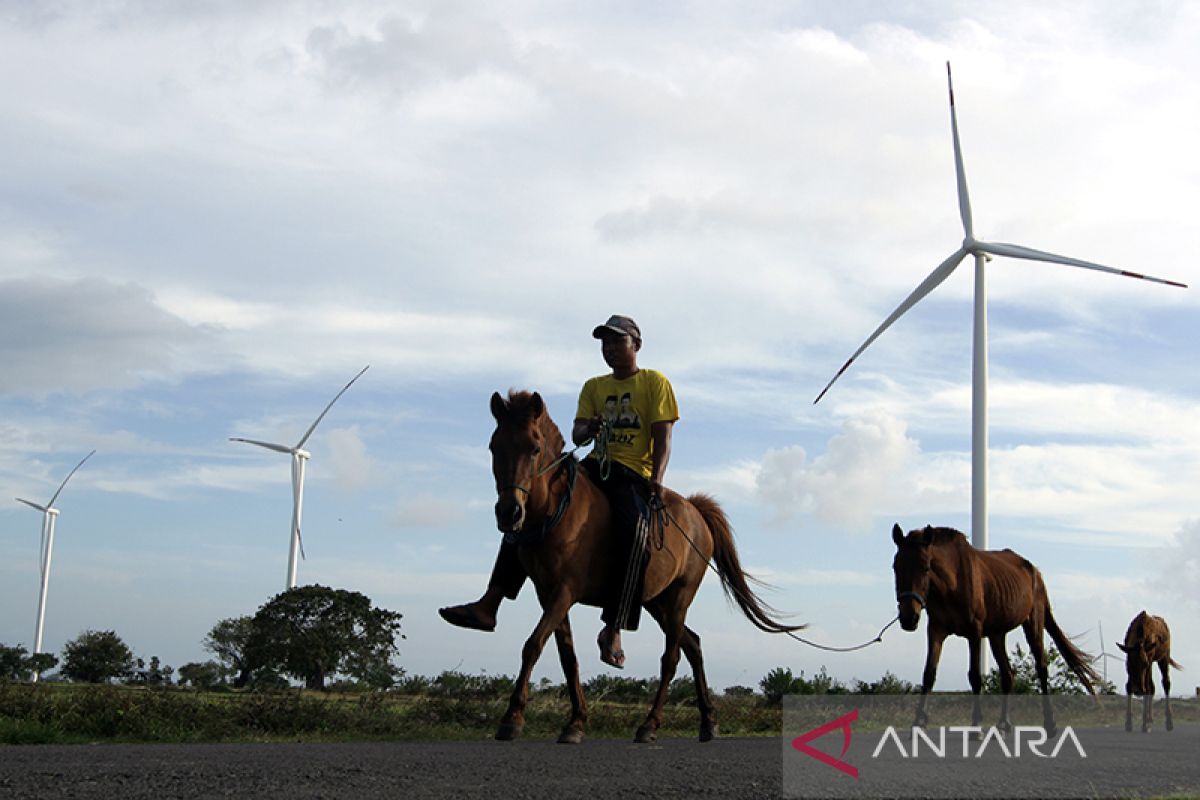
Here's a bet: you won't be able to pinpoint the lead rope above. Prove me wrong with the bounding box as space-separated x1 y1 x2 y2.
651 500 901 653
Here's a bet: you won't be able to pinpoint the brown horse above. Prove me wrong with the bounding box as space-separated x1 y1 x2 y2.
488 390 802 744
1118 611 1182 732
891 524 1100 734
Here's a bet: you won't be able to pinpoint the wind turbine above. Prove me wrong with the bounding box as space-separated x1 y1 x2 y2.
1097 620 1123 688
231 365 369 590
15 449 96 682
814 62 1187 554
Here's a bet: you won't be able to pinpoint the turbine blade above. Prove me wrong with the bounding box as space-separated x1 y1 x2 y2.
978 240 1188 288
815 248 969 404
229 438 294 454
295 364 370 449
947 62 974 240
16 498 47 512
46 449 96 508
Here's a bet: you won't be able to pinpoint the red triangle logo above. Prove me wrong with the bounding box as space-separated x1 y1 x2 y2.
791 708 859 779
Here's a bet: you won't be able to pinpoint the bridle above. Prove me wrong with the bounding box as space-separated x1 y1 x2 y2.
896 590 926 609
497 449 579 545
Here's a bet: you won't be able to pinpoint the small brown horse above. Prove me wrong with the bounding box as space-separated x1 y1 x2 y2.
1118 611 1182 733
488 390 802 744
892 524 1100 734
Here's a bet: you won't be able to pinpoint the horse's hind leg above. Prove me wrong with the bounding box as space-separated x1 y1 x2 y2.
1022 618 1056 736
553 616 588 744
680 625 718 741
1160 659 1173 731
635 596 685 744
497 590 572 741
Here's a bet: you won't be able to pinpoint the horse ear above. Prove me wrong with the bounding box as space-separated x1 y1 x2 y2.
1116 642 1130 653
530 392 545 418
892 523 904 547
918 528 933 546
490 392 507 422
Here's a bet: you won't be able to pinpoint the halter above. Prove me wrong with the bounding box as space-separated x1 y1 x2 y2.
500 454 579 547
896 590 926 609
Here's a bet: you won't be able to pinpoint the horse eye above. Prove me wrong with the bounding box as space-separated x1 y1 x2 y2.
531 445 541 455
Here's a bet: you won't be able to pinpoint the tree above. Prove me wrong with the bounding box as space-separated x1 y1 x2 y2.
177 660 228 690
125 655 174 686
0 644 59 682
243 585 404 690
203 616 256 687
60 630 134 684
984 643 1116 695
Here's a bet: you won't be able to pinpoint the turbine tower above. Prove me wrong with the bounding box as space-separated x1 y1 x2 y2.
815 62 1186 553
15 449 96 682
231 365 369 589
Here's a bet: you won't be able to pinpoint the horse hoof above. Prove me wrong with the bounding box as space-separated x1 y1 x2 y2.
557 727 585 745
699 722 719 742
495 722 523 741
1124 722 1133 733
634 725 657 744
1166 719 1174 732
1142 726 1151 734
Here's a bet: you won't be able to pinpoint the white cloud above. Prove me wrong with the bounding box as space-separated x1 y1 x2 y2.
324 425 374 493
756 411 920 532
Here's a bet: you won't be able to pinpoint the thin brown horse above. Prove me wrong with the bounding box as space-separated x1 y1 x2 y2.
488 390 802 744
1118 611 1182 733
891 524 1100 734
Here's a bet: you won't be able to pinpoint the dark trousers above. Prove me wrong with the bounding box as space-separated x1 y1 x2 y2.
485 457 651 631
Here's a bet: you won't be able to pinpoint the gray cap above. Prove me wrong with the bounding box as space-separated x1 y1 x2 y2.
592 314 641 341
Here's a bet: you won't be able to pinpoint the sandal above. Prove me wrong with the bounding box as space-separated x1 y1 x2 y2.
438 604 496 632
598 630 626 669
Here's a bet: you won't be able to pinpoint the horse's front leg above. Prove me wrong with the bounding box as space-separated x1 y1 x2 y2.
1161 660 1173 732
553 615 588 744
496 590 573 741
1124 685 1134 732
1142 682 1154 733
988 634 1013 734
967 636 984 729
914 628 946 728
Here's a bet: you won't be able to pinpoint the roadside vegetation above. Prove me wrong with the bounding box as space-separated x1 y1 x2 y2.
2 584 1142 745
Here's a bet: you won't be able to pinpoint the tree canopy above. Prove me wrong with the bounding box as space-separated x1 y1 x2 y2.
60 630 134 684
0 644 59 681
243 585 404 690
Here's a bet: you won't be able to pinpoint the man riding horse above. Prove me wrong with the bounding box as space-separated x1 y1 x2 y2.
439 314 678 669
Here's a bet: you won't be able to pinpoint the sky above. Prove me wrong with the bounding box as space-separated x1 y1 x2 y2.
1 1 1197 696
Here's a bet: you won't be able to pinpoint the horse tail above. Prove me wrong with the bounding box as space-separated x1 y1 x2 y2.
688 493 805 634
1044 605 1102 694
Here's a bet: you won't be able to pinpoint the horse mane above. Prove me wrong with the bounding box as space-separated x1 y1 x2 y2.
503 389 566 455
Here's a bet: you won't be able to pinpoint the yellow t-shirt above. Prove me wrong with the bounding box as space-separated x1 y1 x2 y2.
576 369 679 479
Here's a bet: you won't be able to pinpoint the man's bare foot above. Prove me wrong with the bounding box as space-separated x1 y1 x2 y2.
598 627 625 669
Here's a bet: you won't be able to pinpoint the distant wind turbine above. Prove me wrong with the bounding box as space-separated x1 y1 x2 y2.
231 365 369 589
1097 620 1123 687
814 62 1187 553
16 449 96 682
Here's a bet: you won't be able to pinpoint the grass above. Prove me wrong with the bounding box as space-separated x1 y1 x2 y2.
0 680 782 745
4 680 1195 746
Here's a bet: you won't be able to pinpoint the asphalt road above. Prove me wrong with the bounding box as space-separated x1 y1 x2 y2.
0 727 1196 799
